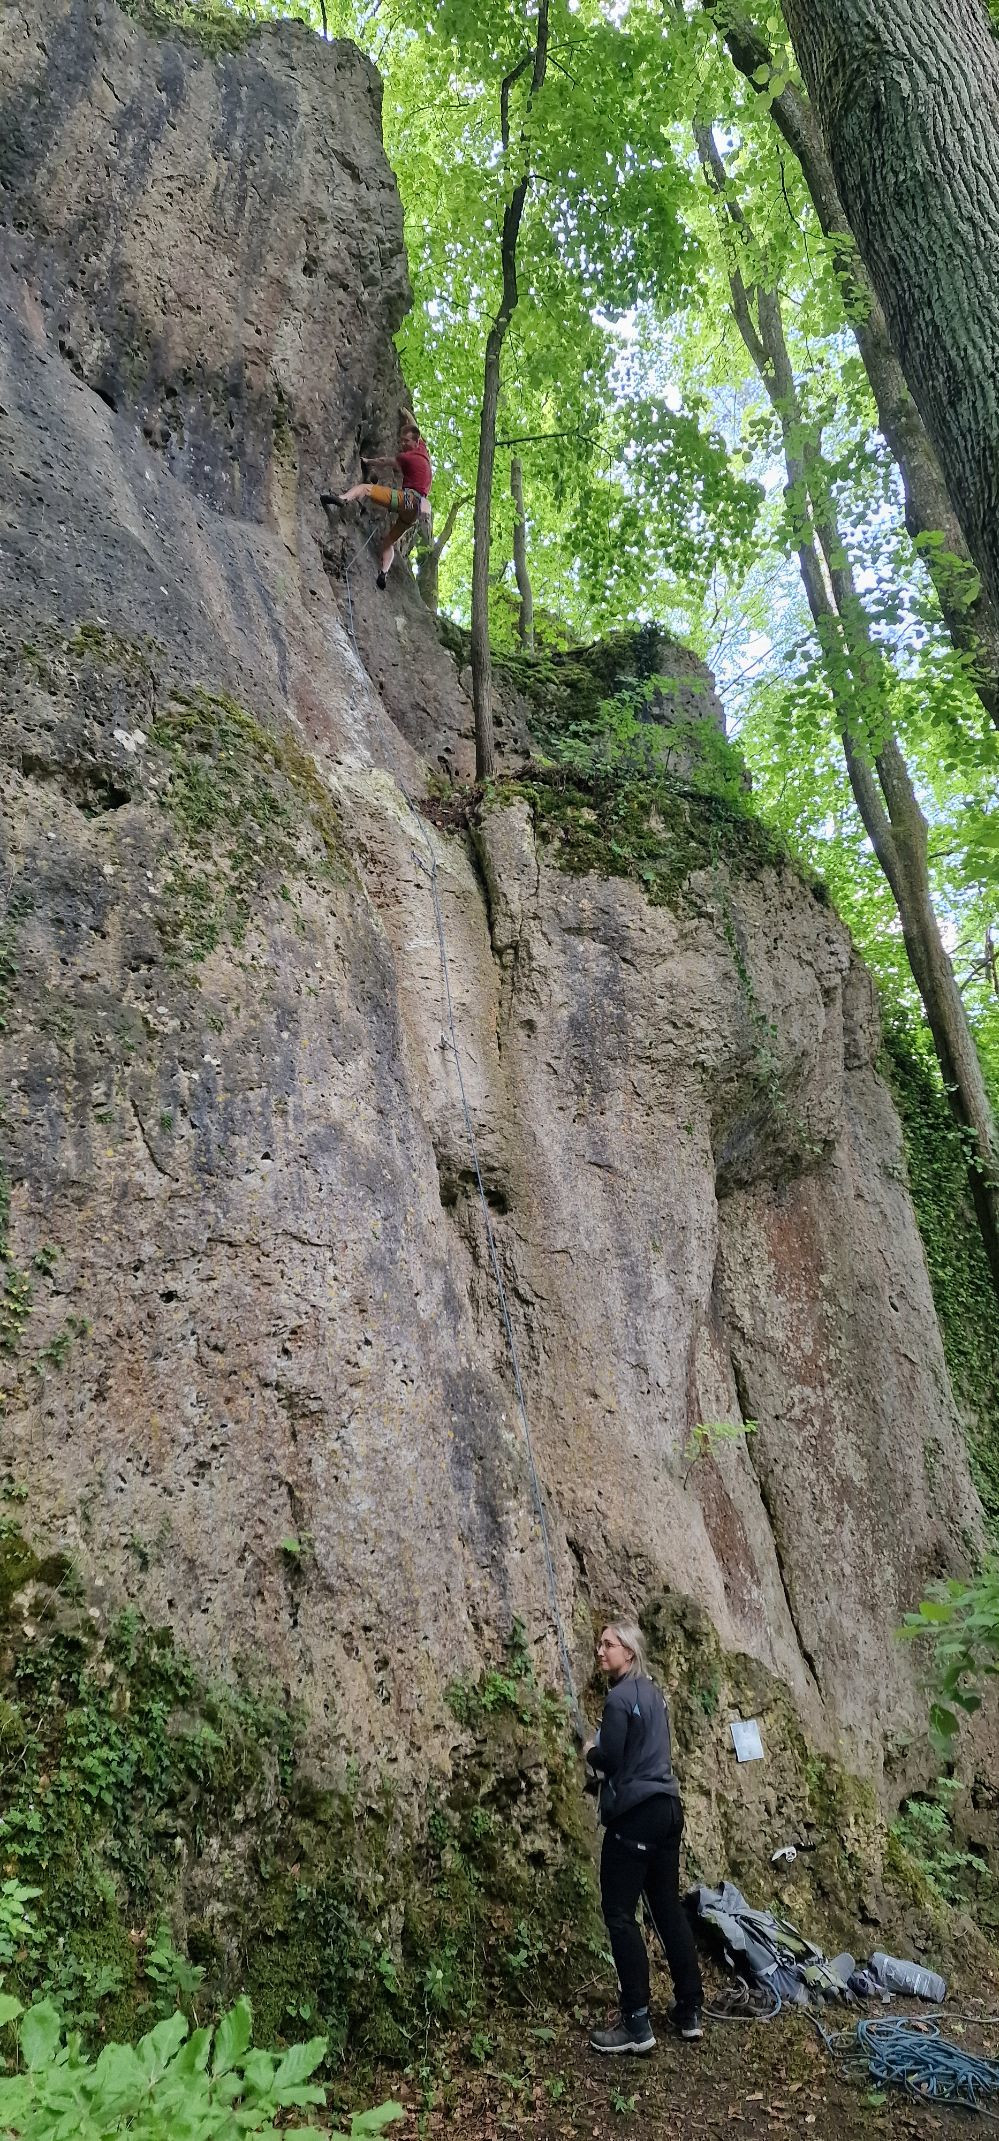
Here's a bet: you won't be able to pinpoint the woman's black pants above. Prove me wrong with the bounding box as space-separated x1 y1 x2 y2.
600 1794 703 2017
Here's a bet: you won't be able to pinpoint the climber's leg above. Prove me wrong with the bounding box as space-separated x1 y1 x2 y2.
377 514 410 580
320 482 396 511
377 496 422 585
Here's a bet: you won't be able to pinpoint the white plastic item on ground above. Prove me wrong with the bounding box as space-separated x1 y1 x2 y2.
869 1951 947 2001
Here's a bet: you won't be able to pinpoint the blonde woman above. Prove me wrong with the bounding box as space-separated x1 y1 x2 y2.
586 1622 703 2055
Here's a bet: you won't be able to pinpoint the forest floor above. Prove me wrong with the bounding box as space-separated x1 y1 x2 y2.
371 1971 999 2141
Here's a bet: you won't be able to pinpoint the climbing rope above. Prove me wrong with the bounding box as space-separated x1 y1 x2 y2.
334 518 380 664
321 500 583 1726
403 791 583 1730
811 2012 999 2119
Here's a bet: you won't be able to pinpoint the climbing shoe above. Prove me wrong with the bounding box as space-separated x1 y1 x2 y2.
376 570 388 590
589 2011 656 2055
320 492 348 510
667 2004 704 2041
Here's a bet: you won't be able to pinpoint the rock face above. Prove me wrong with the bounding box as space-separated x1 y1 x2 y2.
0 0 988 1909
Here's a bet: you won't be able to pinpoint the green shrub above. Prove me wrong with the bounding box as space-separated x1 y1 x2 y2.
0 1989 403 2139
890 1781 992 1912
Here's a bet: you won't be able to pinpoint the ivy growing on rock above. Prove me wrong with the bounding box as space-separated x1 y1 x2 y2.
884 1018 999 1531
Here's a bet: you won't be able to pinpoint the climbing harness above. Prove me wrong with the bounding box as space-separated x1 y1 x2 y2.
810 2011 999 2119
401 788 584 1733
703 1977 782 2023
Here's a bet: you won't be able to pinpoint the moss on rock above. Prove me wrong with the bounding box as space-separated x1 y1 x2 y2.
116 0 270 56
490 763 784 911
436 619 789 909
0 1526 599 2057
150 686 351 965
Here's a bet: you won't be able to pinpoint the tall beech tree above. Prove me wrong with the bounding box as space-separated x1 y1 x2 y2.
701 0 999 731
469 1 550 777
778 0 999 638
695 115 999 1289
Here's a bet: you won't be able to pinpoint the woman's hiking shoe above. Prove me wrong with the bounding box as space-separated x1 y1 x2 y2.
589 2012 656 2055
668 2004 704 2040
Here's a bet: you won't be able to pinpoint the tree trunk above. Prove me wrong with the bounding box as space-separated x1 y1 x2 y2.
707 0 999 728
695 122 999 1293
415 495 468 616
510 457 534 651
470 5 549 780
779 0 999 636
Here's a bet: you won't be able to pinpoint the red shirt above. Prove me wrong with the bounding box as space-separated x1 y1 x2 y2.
398 440 432 496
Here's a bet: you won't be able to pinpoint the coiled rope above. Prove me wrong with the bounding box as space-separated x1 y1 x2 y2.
812 2013 999 2118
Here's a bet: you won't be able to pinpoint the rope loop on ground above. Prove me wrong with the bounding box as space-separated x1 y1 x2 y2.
812 2012 999 2118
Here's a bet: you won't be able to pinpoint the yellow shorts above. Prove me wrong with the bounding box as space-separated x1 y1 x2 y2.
368 484 427 520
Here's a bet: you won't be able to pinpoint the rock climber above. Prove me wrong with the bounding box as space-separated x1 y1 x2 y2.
321 408 433 590
586 1620 704 2056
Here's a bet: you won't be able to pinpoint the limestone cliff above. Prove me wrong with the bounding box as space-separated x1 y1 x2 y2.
0 0 991 2035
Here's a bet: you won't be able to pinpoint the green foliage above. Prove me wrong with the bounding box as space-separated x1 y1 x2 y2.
890 1781 992 1911
0 1888 41 1975
0 1548 302 2036
142 1925 206 2016
0 1989 403 2139
323 0 760 641
903 1561 999 1745
32 1317 90 1379
0 1260 33 1361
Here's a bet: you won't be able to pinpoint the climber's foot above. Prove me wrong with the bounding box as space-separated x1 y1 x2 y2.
320 492 348 510
376 570 388 590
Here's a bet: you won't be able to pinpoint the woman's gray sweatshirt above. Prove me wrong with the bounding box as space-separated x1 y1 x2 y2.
587 1673 679 1825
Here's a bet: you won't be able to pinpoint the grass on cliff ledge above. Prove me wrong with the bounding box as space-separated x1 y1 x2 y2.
116 0 273 55
493 759 787 909
432 623 795 909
